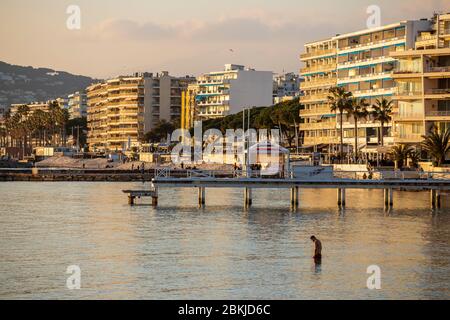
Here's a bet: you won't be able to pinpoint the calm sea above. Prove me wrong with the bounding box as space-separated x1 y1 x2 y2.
0 182 449 299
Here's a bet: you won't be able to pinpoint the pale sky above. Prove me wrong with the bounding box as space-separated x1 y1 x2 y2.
0 0 448 79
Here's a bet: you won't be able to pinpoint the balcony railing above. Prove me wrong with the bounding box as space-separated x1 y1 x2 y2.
300 64 336 74
300 48 337 59
301 106 333 116
301 122 336 130
427 66 450 73
339 36 403 51
426 88 450 95
301 78 336 89
394 90 422 96
300 93 330 102
393 113 424 120
416 34 437 43
426 111 450 117
394 134 423 142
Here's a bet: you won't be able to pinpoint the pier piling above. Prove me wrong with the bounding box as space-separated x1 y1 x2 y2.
198 187 206 207
291 187 299 209
244 188 253 208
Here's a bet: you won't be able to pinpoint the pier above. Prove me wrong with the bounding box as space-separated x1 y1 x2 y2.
123 171 450 209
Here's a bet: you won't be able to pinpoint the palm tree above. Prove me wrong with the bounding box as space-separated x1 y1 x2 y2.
328 87 352 162
372 99 393 147
390 144 413 169
347 97 369 161
421 127 450 167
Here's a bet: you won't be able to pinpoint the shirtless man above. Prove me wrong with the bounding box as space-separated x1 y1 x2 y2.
310 236 322 261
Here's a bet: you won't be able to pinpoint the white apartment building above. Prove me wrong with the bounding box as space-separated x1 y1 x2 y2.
196 64 273 119
273 72 302 104
68 91 88 119
300 19 432 152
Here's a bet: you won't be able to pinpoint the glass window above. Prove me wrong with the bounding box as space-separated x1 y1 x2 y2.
396 27 406 37
383 29 396 40
338 54 349 63
372 31 383 42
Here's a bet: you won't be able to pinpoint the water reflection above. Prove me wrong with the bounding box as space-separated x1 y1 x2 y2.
0 182 449 299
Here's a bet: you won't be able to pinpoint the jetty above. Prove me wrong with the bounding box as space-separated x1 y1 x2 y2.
123 169 450 209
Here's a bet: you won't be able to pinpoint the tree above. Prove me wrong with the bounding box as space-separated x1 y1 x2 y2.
372 99 393 147
347 97 369 161
328 87 352 162
390 144 413 169
144 120 176 143
421 127 450 167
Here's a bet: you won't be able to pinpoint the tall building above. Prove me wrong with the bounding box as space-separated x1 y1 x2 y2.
195 64 273 120
273 72 302 104
391 13 450 145
181 83 199 130
86 72 195 152
68 91 88 119
300 19 432 153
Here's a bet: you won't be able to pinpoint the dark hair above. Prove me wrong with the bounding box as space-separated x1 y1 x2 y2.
310 236 316 240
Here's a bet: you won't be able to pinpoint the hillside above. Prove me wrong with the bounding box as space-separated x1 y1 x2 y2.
0 61 98 107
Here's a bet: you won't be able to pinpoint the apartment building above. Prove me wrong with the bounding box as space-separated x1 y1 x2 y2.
181 83 199 130
195 64 273 120
86 72 195 152
68 91 88 119
391 13 450 145
273 72 302 104
300 19 432 153
10 101 56 115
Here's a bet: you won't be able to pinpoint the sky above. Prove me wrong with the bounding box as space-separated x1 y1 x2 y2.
0 0 448 79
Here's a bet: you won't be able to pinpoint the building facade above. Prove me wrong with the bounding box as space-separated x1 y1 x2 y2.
195 64 273 120
300 19 432 153
273 72 302 104
391 13 450 145
68 91 88 119
86 72 195 152
181 83 199 130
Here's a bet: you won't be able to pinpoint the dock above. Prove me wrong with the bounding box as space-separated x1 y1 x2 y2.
123 171 450 209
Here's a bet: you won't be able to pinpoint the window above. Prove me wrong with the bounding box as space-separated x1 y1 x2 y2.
396 27 406 38
338 54 348 63
360 34 372 44
383 29 396 40
372 31 383 42
372 48 383 58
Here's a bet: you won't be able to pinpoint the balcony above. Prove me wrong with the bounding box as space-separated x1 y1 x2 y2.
300 93 330 103
394 133 423 143
301 106 332 116
300 48 337 60
425 88 450 97
426 66 450 73
300 64 336 75
301 78 336 89
303 136 338 145
426 110 450 117
339 36 403 52
393 112 424 121
301 122 336 130
393 89 422 98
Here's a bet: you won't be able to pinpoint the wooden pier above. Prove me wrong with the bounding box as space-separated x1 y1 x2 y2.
123 176 450 209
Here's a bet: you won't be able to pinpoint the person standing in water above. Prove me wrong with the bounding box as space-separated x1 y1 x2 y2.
310 236 322 262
